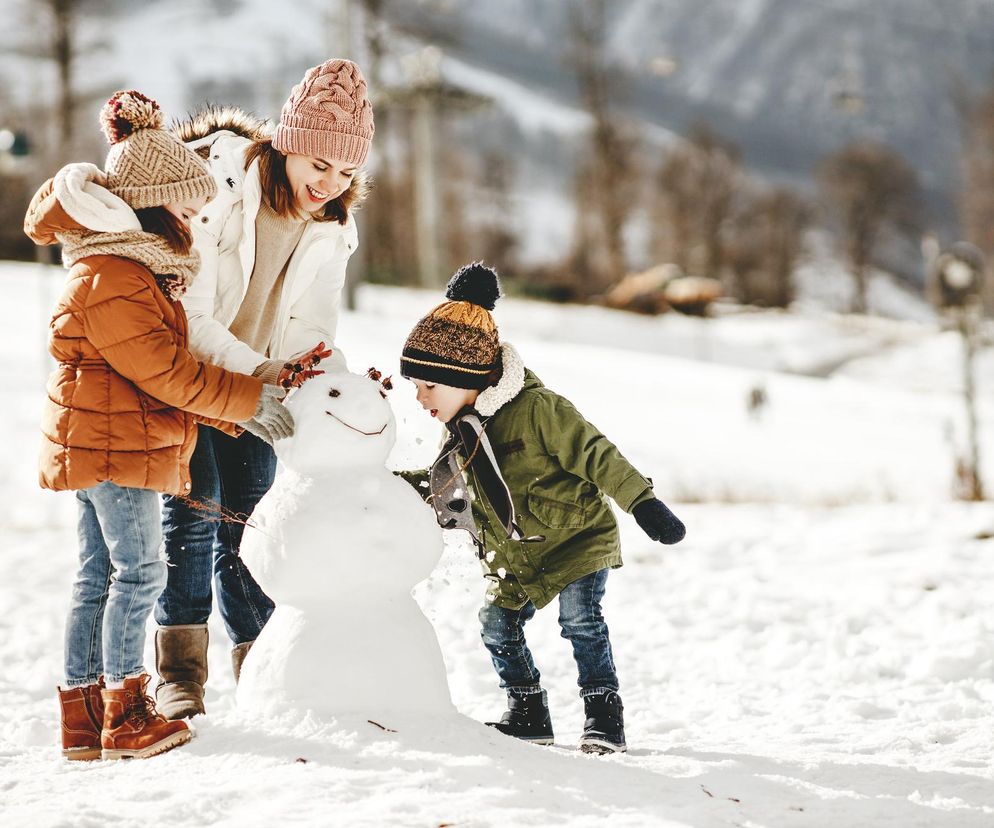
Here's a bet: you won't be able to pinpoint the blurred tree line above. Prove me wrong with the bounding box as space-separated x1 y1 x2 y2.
5 0 994 318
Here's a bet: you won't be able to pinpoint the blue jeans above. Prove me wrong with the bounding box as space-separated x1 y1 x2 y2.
65 482 167 686
154 425 276 645
478 568 619 698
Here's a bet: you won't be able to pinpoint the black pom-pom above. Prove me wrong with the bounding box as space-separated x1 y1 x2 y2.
445 262 501 310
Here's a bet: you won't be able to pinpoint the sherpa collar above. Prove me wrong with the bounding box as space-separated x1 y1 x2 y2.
475 342 525 417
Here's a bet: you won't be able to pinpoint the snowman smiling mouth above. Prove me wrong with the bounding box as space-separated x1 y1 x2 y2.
325 410 387 436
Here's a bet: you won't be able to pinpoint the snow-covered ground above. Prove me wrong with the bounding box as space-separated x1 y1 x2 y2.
2 261 994 827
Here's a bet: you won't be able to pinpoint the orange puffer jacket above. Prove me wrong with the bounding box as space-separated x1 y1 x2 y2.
25 178 263 495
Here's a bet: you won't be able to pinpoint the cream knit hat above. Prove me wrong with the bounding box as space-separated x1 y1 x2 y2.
272 59 375 167
100 90 217 209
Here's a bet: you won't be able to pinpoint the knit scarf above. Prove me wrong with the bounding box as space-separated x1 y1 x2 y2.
58 228 201 301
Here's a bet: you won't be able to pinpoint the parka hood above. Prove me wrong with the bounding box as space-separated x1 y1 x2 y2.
476 343 532 417
171 105 273 147
24 163 140 245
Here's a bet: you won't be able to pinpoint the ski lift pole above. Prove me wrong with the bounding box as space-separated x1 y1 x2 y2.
957 307 983 500
935 241 986 500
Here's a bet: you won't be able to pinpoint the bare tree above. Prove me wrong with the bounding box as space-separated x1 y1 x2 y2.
355 0 410 286
725 187 810 308
654 123 741 282
565 0 640 298
476 150 519 275
817 141 920 314
439 143 475 272
37 0 108 164
49 0 75 162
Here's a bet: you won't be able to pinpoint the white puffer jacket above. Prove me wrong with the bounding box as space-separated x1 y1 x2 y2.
182 131 356 375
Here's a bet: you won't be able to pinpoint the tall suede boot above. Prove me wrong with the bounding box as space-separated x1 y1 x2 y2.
58 680 104 760
101 674 191 760
155 624 208 720
231 640 254 684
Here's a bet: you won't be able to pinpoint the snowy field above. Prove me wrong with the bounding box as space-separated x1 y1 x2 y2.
2 260 993 827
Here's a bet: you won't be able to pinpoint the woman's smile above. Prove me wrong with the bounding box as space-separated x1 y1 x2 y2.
306 184 331 203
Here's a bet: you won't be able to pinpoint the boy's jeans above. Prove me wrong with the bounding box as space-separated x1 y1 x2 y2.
478 568 619 697
154 426 276 645
65 481 166 686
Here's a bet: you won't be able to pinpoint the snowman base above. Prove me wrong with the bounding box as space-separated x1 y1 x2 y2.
237 602 455 721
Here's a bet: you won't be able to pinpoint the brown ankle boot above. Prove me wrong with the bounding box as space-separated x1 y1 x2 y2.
58 680 105 760
101 674 192 760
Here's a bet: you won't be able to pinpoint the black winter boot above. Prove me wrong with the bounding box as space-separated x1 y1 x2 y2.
579 691 627 754
485 688 554 745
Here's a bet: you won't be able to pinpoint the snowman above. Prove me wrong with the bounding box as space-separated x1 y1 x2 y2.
237 368 454 721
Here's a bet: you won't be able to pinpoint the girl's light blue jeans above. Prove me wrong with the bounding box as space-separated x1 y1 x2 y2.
64 481 166 686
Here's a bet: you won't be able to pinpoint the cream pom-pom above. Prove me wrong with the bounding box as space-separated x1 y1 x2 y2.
99 90 164 145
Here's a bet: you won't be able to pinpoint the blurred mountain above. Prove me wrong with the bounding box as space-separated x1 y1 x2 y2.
382 0 994 230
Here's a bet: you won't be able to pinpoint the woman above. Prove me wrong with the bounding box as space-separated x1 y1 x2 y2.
153 59 374 719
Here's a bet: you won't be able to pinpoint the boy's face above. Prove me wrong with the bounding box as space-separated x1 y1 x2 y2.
410 379 479 423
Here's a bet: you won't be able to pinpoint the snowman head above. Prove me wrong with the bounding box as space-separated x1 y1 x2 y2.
276 368 397 475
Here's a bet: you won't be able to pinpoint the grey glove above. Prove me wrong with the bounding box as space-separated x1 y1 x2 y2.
240 417 275 445
241 385 295 443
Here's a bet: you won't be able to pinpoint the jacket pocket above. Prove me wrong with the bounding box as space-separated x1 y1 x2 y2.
527 490 586 529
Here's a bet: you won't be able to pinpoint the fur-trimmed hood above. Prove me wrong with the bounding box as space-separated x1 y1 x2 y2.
476 343 526 417
171 105 273 147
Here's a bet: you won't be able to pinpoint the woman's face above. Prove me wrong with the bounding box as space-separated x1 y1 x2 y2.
284 153 357 213
162 195 209 227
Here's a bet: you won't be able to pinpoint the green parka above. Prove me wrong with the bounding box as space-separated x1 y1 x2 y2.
402 343 654 610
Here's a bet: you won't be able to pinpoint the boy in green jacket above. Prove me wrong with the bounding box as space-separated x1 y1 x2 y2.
399 263 685 753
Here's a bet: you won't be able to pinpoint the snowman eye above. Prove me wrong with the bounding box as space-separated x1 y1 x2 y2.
328 389 340 398
379 390 386 399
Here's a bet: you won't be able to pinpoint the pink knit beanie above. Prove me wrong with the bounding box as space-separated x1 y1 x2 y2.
272 59 375 167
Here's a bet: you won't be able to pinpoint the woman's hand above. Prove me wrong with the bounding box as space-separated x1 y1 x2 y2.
277 341 334 388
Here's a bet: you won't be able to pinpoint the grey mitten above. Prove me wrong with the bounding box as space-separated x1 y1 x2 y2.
240 417 275 445
241 386 295 442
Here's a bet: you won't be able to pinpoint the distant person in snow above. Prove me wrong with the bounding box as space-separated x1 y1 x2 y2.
152 59 374 721
397 263 686 754
24 91 291 760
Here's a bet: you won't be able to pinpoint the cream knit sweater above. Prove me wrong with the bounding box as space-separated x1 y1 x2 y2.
228 199 308 383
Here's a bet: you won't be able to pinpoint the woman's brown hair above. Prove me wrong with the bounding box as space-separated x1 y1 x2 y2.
135 207 193 254
244 139 368 224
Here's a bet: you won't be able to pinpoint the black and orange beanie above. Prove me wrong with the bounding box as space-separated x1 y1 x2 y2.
401 262 502 390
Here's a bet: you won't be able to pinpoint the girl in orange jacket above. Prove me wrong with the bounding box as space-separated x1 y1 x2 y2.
24 91 291 761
